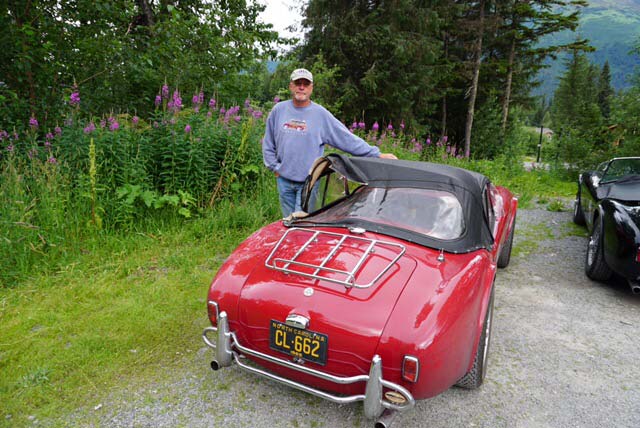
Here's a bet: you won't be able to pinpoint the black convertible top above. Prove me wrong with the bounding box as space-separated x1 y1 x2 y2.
296 154 495 253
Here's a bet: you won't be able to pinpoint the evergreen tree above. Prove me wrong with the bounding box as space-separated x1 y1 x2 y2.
551 49 602 139
597 61 613 121
299 0 444 127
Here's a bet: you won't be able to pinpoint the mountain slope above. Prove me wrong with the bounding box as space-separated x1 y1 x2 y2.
536 0 640 96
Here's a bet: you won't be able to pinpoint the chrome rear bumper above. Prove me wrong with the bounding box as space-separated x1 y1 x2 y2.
202 311 415 420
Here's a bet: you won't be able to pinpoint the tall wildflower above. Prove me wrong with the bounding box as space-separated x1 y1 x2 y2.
69 90 80 106
29 117 39 129
171 89 183 112
372 121 379 131
161 83 169 99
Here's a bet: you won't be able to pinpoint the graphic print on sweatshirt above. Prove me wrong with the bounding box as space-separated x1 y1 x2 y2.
282 119 307 133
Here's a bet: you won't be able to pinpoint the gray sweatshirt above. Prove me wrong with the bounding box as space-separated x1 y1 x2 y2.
262 100 381 182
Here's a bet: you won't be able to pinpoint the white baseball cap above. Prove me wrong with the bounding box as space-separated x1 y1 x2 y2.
290 68 313 82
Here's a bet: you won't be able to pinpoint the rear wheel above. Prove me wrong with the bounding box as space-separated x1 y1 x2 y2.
585 219 612 281
497 214 516 268
573 192 585 225
456 288 494 389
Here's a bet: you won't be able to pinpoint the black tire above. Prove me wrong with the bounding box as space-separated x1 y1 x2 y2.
573 192 586 225
497 214 516 268
456 287 494 389
585 218 612 281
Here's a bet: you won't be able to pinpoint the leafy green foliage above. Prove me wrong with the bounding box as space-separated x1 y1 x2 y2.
0 0 280 128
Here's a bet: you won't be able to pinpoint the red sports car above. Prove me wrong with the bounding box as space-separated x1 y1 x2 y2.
203 154 518 427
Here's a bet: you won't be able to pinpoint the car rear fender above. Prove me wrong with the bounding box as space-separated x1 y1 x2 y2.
207 222 285 327
374 250 496 400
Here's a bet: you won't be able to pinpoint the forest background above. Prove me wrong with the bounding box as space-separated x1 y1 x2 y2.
1 0 640 423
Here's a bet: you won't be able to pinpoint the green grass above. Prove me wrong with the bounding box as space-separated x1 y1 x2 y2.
0 190 280 426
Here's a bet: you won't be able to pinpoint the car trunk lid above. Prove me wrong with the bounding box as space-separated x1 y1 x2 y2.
235 228 417 376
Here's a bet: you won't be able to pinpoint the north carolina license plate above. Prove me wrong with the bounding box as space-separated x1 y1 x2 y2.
269 320 328 365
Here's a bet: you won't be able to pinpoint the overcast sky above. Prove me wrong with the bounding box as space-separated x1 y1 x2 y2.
259 0 305 40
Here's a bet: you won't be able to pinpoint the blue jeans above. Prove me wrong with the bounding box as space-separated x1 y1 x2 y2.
276 176 319 218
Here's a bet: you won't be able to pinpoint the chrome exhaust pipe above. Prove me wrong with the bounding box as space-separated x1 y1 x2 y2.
374 409 398 428
631 283 640 295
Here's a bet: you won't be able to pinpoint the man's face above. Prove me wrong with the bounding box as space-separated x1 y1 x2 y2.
289 79 313 105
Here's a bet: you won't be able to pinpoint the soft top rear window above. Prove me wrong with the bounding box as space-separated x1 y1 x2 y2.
309 186 465 240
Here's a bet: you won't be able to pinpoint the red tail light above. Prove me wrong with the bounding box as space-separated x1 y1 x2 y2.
402 356 420 383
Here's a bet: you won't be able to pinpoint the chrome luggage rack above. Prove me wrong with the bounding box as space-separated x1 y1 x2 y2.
265 227 405 289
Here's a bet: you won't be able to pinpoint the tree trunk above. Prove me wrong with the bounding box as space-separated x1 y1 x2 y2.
500 37 516 138
135 0 155 26
441 31 449 139
464 0 485 158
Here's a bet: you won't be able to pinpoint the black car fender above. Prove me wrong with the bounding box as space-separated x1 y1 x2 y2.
600 199 640 268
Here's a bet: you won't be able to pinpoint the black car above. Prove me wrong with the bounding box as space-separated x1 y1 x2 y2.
574 157 640 295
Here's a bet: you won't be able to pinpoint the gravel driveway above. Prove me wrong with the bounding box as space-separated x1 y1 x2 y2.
62 207 640 428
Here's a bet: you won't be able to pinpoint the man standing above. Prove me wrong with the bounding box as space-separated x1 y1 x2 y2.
262 68 397 217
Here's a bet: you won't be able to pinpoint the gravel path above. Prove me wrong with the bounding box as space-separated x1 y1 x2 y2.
60 208 640 428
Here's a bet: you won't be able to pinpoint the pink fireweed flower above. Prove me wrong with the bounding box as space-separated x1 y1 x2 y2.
400 120 405 130
69 91 80 106
172 90 182 111
198 91 204 104
47 156 57 164
207 111 212 118
46 132 54 140
84 122 96 134
442 136 448 143
350 121 357 130
132 116 139 125
244 98 251 108
358 121 365 129
54 126 62 135
192 94 200 105
6 144 14 152
29 117 38 129
209 98 216 109
426 138 431 146
220 107 226 115
109 121 119 131
234 115 242 122
372 121 379 131
387 123 393 130
162 84 169 99
44 140 51 147
185 124 191 133
155 95 161 107
253 110 263 119
273 96 280 103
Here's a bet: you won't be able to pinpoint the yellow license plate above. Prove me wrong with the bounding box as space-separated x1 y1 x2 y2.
269 320 328 365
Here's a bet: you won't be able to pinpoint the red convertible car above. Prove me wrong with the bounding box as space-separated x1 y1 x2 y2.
203 154 518 427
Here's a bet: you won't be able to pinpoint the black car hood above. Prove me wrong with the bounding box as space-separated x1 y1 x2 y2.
597 176 640 202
